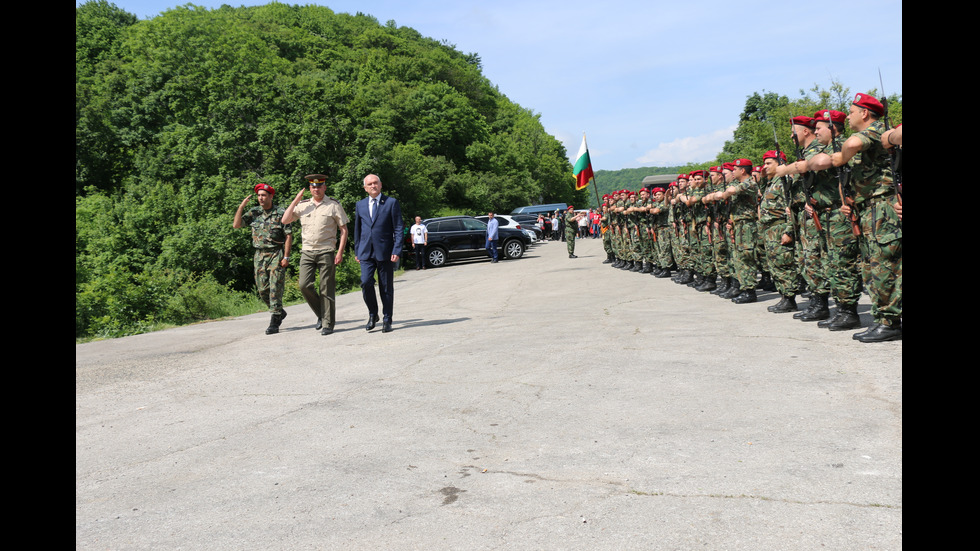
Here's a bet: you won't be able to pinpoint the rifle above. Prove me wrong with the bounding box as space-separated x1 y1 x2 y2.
771 121 800 241
878 69 903 205
788 118 823 232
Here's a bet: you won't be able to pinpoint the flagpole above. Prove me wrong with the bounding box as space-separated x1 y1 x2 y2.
579 132 602 207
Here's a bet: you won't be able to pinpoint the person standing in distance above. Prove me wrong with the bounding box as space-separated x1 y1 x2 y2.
409 216 428 270
282 174 349 335
233 183 292 335
564 205 586 258
353 174 403 333
485 211 499 263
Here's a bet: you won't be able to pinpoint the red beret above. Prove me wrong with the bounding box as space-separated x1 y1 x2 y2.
677 173 689 180
732 158 753 169
722 162 734 171
254 183 275 195
762 150 787 162
852 93 884 116
791 116 815 128
652 187 665 193
814 109 846 124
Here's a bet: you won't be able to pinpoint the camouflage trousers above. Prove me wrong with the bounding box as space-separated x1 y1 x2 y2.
672 226 689 269
254 247 286 314
639 227 656 263
692 223 714 275
565 228 577 255
656 227 673 268
857 196 902 325
825 209 862 308
762 220 798 296
602 227 613 255
731 219 759 289
711 223 732 277
798 209 830 294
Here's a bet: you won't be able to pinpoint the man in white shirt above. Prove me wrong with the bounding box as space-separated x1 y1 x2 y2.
409 216 428 270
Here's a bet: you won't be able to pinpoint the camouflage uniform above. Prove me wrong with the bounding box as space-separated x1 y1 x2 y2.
241 204 292 315
689 180 714 285
847 115 902 334
706 173 732 286
819 128 862 328
656 191 675 274
600 203 614 261
564 209 580 256
727 162 760 297
759 172 797 299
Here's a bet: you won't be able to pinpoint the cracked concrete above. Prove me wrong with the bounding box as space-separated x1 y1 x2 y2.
76 237 901 550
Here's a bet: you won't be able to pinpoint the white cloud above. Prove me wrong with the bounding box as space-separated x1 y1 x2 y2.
636 126 737 167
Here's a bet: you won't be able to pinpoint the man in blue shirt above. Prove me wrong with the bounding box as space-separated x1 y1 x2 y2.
485 211 499 263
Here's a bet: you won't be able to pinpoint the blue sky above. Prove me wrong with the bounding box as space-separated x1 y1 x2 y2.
84 0 903 172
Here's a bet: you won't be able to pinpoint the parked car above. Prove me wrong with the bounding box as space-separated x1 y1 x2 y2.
509 214 546 239
421 215 530 267
511 203 567 216
473 214 538 243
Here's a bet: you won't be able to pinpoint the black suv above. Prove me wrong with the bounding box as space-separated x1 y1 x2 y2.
417 216 530 268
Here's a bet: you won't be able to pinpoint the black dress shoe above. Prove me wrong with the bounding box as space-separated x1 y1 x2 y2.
366 313 379 331
321 326 333 335
382 320 392 333
315 318 322 330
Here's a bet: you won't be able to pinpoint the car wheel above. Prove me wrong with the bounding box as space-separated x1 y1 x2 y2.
503 239 525 259
427 246 447 267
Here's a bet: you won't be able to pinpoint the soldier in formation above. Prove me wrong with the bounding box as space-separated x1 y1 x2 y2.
596 93 901 343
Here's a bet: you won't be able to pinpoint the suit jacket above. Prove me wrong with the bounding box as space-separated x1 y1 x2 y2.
353 193 404 261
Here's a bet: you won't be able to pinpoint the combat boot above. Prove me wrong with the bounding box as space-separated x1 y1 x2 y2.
630 260 642 272
640 261 652 273
794 296 817 319
758 272 775 292
768 295 797 313
720 279 741 299
696 275 717 292
656 266 672 278
732 287 757 304
799 293 830 321
265 312 282 335
603 252 614 264
676 269 694 285
854 321 902 342
827 303 861 331
711 276 730 295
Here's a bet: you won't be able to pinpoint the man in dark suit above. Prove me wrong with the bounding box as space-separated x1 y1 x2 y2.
353 174 404 333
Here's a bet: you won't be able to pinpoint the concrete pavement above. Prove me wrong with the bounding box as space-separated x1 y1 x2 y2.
76 236 902 550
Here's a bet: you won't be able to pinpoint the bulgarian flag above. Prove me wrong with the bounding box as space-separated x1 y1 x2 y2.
573 133 594 191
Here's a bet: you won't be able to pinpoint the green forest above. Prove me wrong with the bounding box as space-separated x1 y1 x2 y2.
76 1 901 341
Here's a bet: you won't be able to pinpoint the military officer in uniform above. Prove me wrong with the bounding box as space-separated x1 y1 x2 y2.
564 205 586 258
233 183 293 335
282 174 349 335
